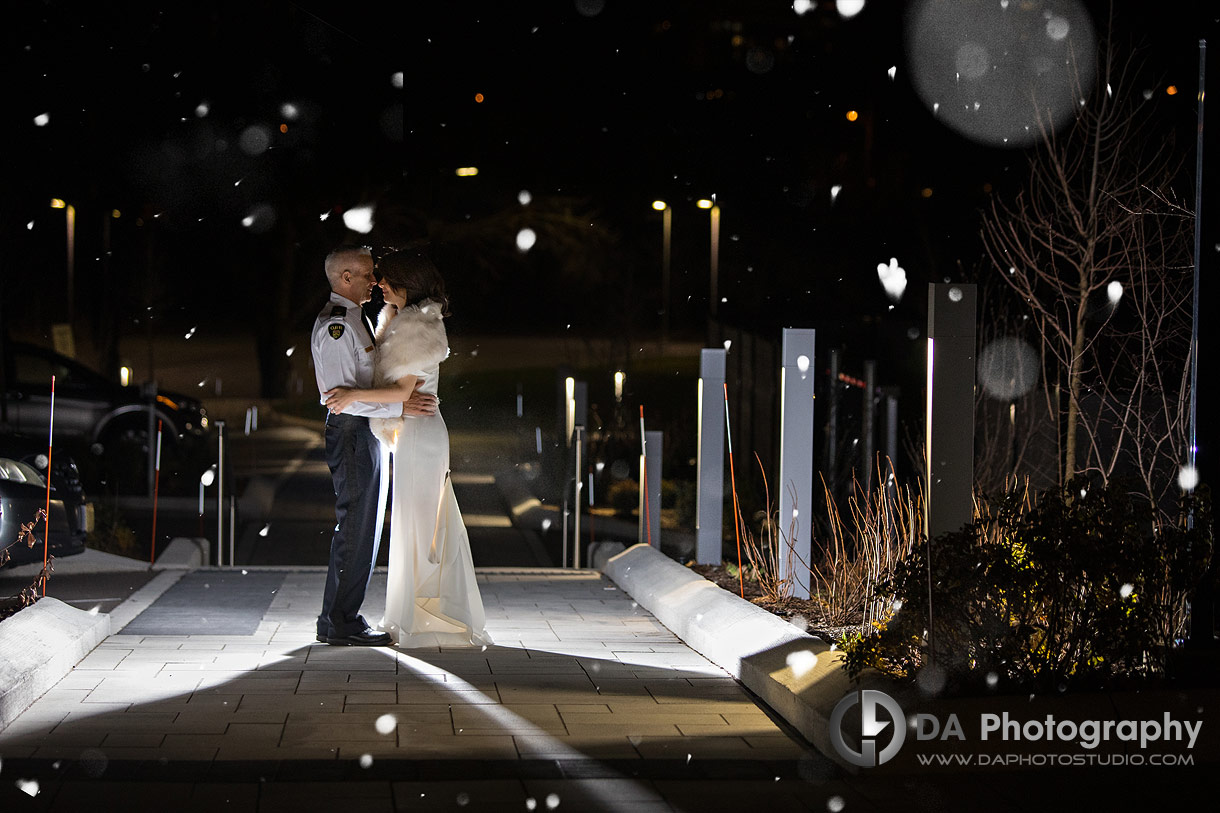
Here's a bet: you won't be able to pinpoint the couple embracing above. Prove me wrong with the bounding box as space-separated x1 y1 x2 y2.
309 245 490 648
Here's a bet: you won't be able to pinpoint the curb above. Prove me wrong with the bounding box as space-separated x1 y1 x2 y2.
152 537 211 569
0 542 197 731
602 542 889 771
0 598 110 730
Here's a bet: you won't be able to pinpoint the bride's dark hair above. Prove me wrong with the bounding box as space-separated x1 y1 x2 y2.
377 248 450 315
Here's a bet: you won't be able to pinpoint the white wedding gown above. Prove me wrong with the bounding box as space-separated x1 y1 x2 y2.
378 345 490 648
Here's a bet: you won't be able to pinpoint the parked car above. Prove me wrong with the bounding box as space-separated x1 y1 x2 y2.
0 431 91 569
0 341 211 458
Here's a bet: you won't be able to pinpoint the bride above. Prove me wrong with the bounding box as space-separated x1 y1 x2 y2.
324 249 490 648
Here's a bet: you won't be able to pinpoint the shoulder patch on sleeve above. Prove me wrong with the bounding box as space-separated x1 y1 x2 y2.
330 305 346 318
328 323 346 340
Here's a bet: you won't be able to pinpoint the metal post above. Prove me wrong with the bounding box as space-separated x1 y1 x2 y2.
696 348 727 563
145 383 157 497
709 204 721 317
561 492 569 568
661 205 672 348
574 425 584 568
779 328 816 599
884 389 899 470
1188 37 1215 648
645 430 662 550
216 420 226 567
827 348 841 496
926 283 977 662
925 284 976 538
862 359 877 495
229 494 236 568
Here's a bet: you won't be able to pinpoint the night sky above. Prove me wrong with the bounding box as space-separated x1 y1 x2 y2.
2 2 1215 381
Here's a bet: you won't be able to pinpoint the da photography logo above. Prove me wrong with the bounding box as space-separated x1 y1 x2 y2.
830 690 906 767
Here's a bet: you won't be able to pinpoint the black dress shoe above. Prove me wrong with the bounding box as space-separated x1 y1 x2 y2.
315 634 328 643
326 628 393 646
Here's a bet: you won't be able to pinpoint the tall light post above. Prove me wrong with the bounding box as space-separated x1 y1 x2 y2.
697 198 720 319
652 200 672 347
50 199 76 325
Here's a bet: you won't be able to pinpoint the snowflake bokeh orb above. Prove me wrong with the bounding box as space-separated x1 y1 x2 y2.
904 0 1096 147
978 336 1038 401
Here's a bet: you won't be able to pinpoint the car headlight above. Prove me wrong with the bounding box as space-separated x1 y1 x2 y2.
0 458 46 486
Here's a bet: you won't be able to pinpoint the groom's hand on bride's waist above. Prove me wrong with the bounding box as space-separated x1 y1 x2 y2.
403 391 438 417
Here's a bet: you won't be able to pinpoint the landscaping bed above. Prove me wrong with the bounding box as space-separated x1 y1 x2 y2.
689 562 861 643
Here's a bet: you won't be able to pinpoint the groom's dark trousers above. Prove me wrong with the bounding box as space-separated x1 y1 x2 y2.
318 412 385 639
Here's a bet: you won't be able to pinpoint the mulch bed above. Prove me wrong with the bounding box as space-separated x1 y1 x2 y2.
689 563 861 643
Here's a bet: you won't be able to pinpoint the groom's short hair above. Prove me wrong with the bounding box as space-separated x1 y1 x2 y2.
324 244 372 288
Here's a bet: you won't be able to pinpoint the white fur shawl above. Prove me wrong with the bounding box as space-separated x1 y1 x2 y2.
373 300 449 385
369 299 449 448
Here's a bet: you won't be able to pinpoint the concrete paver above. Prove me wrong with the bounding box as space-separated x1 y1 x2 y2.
0 567 840 812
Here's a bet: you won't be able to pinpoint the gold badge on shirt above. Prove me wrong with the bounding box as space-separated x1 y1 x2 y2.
329 324 345 340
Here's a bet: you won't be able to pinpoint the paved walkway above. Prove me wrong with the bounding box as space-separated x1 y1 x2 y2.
0 568 861 812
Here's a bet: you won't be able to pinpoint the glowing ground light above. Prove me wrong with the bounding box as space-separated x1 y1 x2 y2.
793 0 815 15
516 228 537 252
17 779 39 797
986 672 999 687
827 795 846 812
830 185 842 203
391 72 404 88
359 754 374 768
375 714 397 735
34 113 49 126
1120 583 1135 599
518 189 532 205
1107 280 1123 304
1179 465 1199 491
546 794 561 810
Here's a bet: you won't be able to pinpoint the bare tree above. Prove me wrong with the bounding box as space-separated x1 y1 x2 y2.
979 29 1194 518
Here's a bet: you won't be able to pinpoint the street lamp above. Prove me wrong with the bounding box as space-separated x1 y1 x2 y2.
652 201 672 346
50 199 76 325
697 198 720 319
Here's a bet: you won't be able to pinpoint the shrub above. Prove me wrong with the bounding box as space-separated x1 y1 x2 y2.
671 480 697 529
841 479 1215 694
607 478 639 517
87 501 140 559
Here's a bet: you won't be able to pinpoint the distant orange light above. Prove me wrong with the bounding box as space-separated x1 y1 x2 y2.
475 92 485 103
1166 85 1179 96
846 110 859 122
921 187 934 198
279 123 288 133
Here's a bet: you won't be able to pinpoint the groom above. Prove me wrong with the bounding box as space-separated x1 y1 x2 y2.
311 244 437 645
